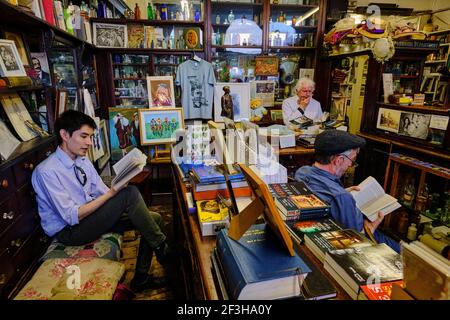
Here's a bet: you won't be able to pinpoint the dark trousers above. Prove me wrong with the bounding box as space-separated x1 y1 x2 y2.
56 185 166 274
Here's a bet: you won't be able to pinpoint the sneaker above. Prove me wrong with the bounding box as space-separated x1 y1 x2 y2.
130 274 169 293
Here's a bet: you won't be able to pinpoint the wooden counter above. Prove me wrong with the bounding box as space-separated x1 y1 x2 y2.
171 163 350 300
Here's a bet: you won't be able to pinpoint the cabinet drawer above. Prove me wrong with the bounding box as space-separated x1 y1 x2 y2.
0 213 36 257
13 153 37 188
36 143 56 163
0 168 15 199
0 194 20 236
0 251 15 298
17 184 38 218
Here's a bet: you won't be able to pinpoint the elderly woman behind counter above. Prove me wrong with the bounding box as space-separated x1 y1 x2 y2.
282 77 323 126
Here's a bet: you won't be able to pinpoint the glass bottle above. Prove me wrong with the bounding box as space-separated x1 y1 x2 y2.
401 176 415 209
194 8 200 22
278 11 284 23
216 14 220 24
397 210 409 235
160 4 167 20
228 10 235 23
147 2 153 20
134 3 141 20
407 223 417 241
292 15 297 26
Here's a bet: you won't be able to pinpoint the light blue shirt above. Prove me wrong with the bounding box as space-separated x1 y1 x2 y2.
282 96 323 126
31 146 109 237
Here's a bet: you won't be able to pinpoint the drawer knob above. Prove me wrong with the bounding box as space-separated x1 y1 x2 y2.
24 163 34 171
0 274 6 285
10 238 22 247
1 179 8 189
3 211 14 220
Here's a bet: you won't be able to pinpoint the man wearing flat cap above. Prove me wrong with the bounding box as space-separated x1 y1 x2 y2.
295 130 400 252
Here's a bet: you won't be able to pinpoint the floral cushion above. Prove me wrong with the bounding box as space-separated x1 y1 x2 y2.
14 257 125 300
40 232 123 262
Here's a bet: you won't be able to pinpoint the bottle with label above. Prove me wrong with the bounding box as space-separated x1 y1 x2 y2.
278 11 284 23
291 15 297 26
160 4 167 20
228 10 235 23
216 14 220 24
407 223 417 241
194 8 200 22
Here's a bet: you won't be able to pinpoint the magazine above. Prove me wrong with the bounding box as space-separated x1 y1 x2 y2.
350 176 401 221
111 148 147 189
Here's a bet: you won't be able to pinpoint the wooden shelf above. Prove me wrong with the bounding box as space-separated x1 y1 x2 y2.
426 29 450 36
327 49 371 58
211 45 262 49
90 18 204 27
270 4 318 11
115 97 147 99
376 102 450 115
112 63 149 66
425 60 447 64
99 48 203 53
269 46 315 50
113 77 146 80
211 1 263 9
0 85 44 93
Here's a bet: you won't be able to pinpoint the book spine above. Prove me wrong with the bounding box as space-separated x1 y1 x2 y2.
216 231 246 300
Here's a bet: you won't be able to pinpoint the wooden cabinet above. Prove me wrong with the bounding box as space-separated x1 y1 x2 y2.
0 137 55 299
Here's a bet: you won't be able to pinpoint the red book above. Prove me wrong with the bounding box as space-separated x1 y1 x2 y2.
40 0 56 26
360 280 404 300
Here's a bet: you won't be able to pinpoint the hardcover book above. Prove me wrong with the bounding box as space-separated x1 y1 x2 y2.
216 223 311 300
324 244 403 299
268 182 330 220
285 218 342 243
127 24 144 48
305 229 373 262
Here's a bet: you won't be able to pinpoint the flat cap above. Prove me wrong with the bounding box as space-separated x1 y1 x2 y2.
314 129 365 156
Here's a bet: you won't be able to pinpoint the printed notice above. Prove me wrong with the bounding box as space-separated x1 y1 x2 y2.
429 115 449 130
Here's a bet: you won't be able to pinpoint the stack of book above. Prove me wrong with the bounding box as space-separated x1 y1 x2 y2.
182 163 250 201
358 280 404 300
285 217 342 244
268 182 330 221
323 243 403 300
215 224 311 300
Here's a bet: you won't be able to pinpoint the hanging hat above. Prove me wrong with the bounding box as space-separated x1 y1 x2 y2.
371 37 395 63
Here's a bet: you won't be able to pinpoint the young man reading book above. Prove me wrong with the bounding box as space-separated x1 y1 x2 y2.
32 110 171 292
294 130 400 253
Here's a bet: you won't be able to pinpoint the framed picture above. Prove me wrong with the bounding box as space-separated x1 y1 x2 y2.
109 108 139 162
398 112 431 140
139 107 184 145
214 82 251 122
255 56 279 76
251 80 276 107
3 30 30 66
30 52 51 86
270 109 283 121
90 117 105 162
0 39 27 77
55 89 68 118
97 120 111 170
376 108 401 133
0 93 38 141
147 76 175 108
93 23 128 48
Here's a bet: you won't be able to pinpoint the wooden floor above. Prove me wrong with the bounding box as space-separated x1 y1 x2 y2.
120 194 176 300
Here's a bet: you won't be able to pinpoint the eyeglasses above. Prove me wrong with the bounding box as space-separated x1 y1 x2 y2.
74 165 87 186
340 153 358 168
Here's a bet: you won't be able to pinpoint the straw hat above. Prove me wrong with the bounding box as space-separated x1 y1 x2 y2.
371 37 395 63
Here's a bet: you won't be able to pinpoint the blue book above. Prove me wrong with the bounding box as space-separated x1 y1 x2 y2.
216 223 311 300
181 163 244 184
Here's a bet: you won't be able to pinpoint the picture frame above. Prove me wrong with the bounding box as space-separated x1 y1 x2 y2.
0 39 27 77
3 30 31 66
139 107 184 145
214 82 251 122
270 109 283 121
376 108 401 133
147 76 175 108
251 80 276 107
55 89 68 119
30 52 52 86
108 108 139 162
255 56 279 76
90 117 105 162
398 112 431 140
93 23 128 48
97 119 111 170
0 93 38 141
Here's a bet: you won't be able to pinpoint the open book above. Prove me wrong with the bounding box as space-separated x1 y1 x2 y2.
111 148 147 189
350 176 401 222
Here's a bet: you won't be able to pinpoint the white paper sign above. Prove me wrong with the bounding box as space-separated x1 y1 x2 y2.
382 73 394 103
429 115 449 130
